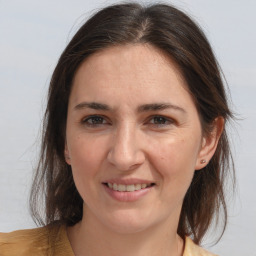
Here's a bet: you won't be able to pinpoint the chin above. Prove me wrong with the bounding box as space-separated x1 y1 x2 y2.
99 210 159 234
105 220 150 234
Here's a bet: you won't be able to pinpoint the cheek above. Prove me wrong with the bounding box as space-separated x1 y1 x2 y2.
155 135 199 166
67 135 108 205
151 135 200 189
68 134 107 186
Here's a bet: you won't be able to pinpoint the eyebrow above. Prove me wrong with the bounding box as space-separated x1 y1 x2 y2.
137 103 186 113
74 102 186 114
74 102 111 111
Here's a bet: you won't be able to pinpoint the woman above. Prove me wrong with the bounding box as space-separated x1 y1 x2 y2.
0 2 234 256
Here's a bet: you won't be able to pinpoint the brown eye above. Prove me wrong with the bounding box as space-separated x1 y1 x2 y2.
148 116 173 126
152 116 168 124
82 115 108 127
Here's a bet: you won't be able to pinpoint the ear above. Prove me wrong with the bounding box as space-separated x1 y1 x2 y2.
64 142 71 165
195 117 224 170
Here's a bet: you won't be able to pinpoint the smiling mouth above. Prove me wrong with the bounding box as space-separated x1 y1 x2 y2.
103 183 155 192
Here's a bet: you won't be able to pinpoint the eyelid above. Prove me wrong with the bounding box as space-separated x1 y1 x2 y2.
80 114 176 128
147 115 176 126
81 115 110 126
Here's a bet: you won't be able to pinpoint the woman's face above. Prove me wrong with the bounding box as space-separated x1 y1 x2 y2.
65 44 211 233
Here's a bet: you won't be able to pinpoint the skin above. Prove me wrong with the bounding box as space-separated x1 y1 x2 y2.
65 44 222 256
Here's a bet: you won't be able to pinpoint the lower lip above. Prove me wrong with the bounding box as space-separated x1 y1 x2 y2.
103 184 153 202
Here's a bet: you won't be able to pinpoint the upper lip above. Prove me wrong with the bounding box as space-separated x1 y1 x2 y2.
102 178 155 185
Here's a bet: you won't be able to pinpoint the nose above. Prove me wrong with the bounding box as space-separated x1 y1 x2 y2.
107 123 145 171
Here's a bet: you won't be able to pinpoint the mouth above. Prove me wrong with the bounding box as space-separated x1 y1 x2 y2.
103 182 155 192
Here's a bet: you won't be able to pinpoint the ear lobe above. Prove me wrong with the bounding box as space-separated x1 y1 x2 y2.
64 144 71 165
195 117 224 170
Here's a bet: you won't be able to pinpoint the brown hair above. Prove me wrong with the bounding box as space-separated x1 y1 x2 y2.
30 2 235 244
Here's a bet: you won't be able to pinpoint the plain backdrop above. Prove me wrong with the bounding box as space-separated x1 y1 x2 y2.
0 0 255 255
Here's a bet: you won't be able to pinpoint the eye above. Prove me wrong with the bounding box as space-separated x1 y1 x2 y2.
82 115 109 127
148 116 174 127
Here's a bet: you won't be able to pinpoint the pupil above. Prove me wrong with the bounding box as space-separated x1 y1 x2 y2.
154 117 165 124
92 117 102 124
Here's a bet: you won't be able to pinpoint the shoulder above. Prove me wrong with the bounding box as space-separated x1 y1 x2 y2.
183 237 218 256
0 226 50 256
0 224 74 256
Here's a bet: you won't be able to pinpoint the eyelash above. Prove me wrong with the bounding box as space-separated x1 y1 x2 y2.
81 115 175 128
82 115 109 127
148 116 175 127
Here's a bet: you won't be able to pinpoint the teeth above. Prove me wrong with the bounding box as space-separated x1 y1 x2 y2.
107 183 152 192
135 184 142 190
141 184 147 189
113 183 118 190
118 184 126 192
127 184 135 192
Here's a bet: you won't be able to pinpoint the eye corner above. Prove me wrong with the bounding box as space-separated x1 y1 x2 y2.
146 115 176 128
80 115 111 127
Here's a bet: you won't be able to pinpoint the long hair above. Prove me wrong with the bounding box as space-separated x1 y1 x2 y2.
30 2 235 244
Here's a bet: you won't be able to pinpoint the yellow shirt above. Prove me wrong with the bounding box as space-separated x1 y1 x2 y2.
0 225 218 256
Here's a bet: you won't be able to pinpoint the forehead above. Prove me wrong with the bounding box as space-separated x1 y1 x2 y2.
70 44 195 110
74 44 185 87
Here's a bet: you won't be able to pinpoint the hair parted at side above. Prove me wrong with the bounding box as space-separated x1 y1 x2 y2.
30 2 235 244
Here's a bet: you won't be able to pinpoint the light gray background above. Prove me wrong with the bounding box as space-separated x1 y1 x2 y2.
0 0 255 255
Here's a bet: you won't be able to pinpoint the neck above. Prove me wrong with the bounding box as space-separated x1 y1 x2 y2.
67 209 184 256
